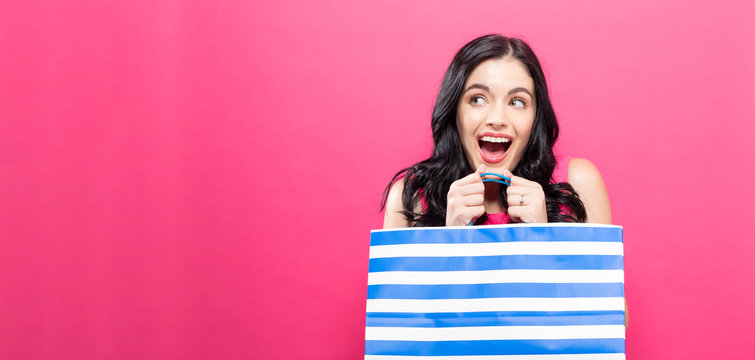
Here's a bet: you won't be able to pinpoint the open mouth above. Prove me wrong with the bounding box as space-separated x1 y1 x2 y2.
477 135 511 163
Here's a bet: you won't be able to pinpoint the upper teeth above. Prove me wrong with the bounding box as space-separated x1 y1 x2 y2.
480 136 510 143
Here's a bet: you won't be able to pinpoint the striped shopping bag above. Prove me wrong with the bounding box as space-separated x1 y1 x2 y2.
365 223 625 359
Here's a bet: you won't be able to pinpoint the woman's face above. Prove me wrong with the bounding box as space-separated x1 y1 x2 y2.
456 56 536 174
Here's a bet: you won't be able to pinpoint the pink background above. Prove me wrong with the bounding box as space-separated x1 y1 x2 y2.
2 1 754 359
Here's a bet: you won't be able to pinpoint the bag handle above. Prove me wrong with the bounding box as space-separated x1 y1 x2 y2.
468 172 511 226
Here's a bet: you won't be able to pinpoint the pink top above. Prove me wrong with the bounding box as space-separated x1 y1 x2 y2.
420 156 572 225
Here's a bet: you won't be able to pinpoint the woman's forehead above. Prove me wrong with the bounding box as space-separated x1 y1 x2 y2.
464 57 534 93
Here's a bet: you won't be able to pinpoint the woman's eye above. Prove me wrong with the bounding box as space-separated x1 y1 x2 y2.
470 95 486 105
509 98 526 107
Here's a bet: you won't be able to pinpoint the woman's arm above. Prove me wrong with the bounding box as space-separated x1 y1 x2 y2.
383 179 411 229
567 158 612 224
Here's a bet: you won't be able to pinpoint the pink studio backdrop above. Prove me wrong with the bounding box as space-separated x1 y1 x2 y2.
1 1 754 359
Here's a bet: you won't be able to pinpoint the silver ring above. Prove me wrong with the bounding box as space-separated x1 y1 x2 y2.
519 194 524 206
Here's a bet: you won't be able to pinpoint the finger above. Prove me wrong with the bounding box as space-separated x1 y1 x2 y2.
457 182 485 196
454 166 486 186
503 169 539 187
456 206 486 226
461 193 485 206
465 206 486 223
507 186 545 208
506 205 525 223
447 188 484 208
468 164 486 183
507 194 528 207
505 185 534 196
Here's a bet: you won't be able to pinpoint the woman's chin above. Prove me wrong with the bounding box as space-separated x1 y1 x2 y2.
472 157 513 174
480 163 508 174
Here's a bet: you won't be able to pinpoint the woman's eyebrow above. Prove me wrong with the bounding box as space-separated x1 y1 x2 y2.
463 84 533 98
462 83 490 94
508 87 533 97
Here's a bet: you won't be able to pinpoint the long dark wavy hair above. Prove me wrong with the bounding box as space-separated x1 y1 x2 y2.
381 34 586 226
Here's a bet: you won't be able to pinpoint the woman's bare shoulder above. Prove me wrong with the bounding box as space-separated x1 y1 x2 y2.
568 158 612 224
383 178 410 229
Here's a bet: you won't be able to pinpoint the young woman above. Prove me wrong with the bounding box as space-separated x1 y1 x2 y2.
382 34 611 228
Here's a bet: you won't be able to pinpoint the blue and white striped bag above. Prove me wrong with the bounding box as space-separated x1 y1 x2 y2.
365 223 625 359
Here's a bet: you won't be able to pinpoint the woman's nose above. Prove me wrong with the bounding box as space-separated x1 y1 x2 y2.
485 105 508 127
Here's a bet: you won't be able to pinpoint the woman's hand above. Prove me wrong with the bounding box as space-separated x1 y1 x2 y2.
446 165 487 226
504 169 548 223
